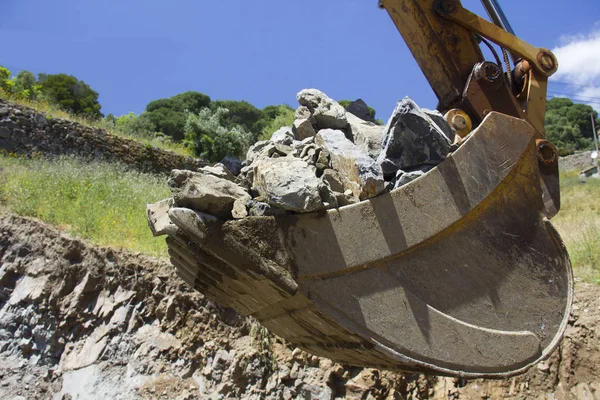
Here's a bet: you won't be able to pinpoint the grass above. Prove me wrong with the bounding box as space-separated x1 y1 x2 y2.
0 153 171 258
552 170 600 284
0 90 192 157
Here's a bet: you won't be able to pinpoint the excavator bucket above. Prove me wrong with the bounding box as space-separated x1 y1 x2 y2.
158 112 573 378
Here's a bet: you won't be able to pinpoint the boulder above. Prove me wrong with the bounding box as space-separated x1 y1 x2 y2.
199 163 235 182
422 108 455 143
146 198 175 236
168 170 251 219
297 89 348 130
346 113 384 160
345 99 376 123
220 155 243 176
315 129 385 201
252 158 325 213
246 199 288 217
270 126 295 145
246 141 270 164
377 97 451 178
293 118 317 140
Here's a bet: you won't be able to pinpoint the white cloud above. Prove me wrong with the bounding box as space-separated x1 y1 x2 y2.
551 26 600 111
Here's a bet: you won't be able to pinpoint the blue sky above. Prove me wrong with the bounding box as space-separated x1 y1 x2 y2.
3 0 600 118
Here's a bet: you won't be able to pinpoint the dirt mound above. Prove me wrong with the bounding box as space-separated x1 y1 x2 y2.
0 214 598 399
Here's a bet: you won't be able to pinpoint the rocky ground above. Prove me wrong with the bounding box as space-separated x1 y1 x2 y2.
0 213 599 399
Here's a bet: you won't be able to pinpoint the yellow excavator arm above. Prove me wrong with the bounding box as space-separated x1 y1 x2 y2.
148 0 573 378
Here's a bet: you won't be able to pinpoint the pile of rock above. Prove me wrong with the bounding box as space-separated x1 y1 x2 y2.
163 89 455 220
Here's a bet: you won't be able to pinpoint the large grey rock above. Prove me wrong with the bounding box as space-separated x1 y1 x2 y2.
270 126 295 145
168 170 251 219
252 158 325 213
315 129 385 201
422 108 455 143
245 141 270 164
146 198 175 236
199 163 235 182
220 155 243 176
297 89 348 130
345 99 376 123
346 113 384 160
377 97 451 178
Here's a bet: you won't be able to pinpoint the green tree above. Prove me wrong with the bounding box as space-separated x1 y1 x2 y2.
38 73 102 119
184 108 253 162
144 91 211 141
545 97 599 155
258 105 295 141
211 100 263 133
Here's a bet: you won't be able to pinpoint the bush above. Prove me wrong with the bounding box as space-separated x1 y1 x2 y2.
258 105 295 141
184 108 253 162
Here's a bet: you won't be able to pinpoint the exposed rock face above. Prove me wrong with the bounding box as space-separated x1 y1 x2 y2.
377 97 451 178
252 158 325 213
270 126 295 145
0 99 207 175
422 108 456 143
296 89 348 131
316 129 385 201
168 170 251 219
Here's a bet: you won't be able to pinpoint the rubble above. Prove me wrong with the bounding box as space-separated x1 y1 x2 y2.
151 89 457 222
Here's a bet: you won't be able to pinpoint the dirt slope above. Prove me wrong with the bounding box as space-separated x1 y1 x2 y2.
0 214 598 399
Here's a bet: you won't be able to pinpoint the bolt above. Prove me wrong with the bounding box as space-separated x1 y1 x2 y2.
537 50 557 73
452 114 467 130
438 0 457 14
536 139 558 165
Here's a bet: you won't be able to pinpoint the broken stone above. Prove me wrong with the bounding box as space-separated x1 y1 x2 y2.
297 89 348 130
246 141 270 164
293 118 316 140
270 126 295 145
346 113 384 160
377 97 451 178
321 169 345 193
252 158 325 213
345 99 376 123
219 155 243 176
199 163 236 182
168 170 251 219
316 129 385 201
232 197 249 219
146 198 174 237
422 108 455 143
393 165 434 189
246 199 287 217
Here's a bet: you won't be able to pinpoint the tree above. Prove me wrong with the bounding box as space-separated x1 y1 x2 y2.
184 108 253 162
258 105 295 141
0 66 15 93
144 91 211 141
545 97 599 155
38 73 102 119
211 100 263 134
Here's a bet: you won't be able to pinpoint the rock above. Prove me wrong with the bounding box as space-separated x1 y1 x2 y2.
270 126 295 145
232 198 249 219
0 107 8 118
293 118 317 140
199 163 236 182
252 158 325 213
246 141 270 164
316 129 385 201
246 199 287 217
345 99 376 123
146 198 175 236
422 108 455 142
347 113 384 160
377 97 451 178
297 89 348 130
393 170 424 189
321 169 345 193
168 170 251 219
220 155 243 176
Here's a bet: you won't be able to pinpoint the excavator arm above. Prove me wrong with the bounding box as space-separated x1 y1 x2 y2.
148 0 573 378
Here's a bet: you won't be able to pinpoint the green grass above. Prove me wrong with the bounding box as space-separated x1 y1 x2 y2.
0 91 192 157
0 154 171 258
553 170 600 284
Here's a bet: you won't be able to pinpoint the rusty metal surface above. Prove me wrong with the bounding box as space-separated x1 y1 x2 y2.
159 113 573 378
379 0 484 110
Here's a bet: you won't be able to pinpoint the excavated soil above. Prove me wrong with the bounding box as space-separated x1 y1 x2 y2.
0 214 598 399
